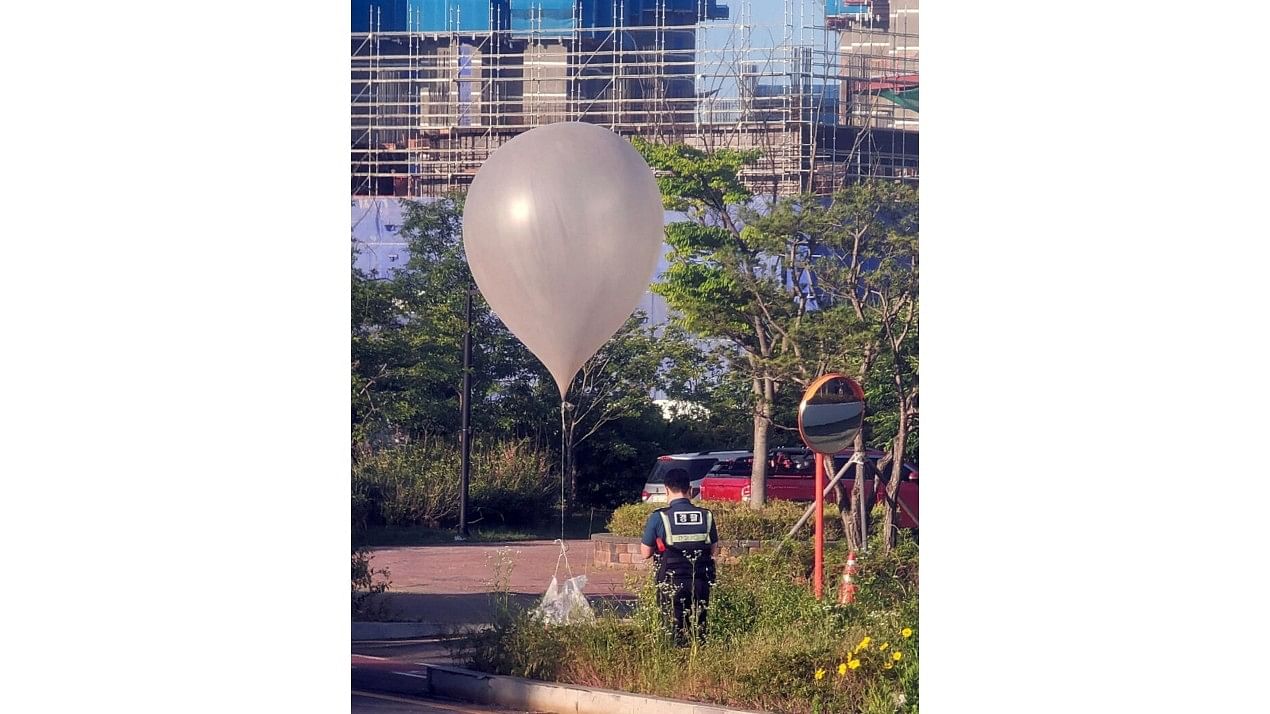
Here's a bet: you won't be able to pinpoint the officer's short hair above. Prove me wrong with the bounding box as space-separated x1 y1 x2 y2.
664 467 691 494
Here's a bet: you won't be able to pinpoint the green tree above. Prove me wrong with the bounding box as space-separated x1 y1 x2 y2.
352 260 406 448
354 193 719 512
551 314 711 508
635 140 820 509
738 195 877 547
629 156 919 544
572 405 672 508
352 195 527 449
805 181 919 550
658 338 760 448
352 196 468 447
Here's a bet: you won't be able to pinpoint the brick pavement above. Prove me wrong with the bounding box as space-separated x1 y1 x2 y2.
365 539 641 625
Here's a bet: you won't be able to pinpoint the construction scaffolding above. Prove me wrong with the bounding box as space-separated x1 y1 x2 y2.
351 0 918 198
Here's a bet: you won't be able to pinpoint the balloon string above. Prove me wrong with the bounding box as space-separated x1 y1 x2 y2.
560 399 566 544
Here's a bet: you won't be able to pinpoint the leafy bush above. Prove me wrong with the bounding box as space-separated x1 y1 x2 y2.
352 439 560 530
353 444 460 528
607 499 846 541
351 547 392 620
463 532 919 713
605 501 657 538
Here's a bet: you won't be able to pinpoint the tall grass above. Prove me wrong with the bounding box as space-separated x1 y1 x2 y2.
352 438 559 531
465 530 919 713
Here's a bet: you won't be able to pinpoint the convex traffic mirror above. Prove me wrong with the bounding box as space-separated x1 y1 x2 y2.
797 373 865 455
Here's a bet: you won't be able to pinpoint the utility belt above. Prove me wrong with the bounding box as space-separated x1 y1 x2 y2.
656 548 715 581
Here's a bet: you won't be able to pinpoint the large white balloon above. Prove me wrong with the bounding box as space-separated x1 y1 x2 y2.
462 122 664 399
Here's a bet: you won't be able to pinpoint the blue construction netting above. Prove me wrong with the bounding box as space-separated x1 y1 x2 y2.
510 0 575 35
824 0 871 16
415 0 511 32
352 0 409 33
353 1 509 33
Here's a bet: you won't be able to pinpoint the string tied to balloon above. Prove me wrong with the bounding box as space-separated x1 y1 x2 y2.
560 399 569 543
551 538 575 583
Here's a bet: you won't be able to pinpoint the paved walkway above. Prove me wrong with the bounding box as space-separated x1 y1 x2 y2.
366 539 640 625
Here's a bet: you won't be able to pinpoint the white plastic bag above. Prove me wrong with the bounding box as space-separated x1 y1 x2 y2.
533 574 595 625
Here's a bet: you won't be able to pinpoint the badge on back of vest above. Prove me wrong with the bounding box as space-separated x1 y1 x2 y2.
674 511 703 526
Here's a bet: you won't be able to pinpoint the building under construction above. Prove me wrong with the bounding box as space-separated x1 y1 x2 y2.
351 0 917 198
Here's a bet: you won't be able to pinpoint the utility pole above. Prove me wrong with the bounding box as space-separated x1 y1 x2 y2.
457 281 473 541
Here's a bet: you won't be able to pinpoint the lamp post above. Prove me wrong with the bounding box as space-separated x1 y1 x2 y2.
457 280 473 541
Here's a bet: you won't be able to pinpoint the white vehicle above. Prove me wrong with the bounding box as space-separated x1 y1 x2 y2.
639 451 750 503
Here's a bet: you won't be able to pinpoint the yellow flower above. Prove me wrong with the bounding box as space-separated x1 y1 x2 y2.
815 668 826 680
884 661 894 670
892 651 903 661
848 659 861 670
837 663 847 676
879 642 889 651
855 636 871 652
902 627 913 638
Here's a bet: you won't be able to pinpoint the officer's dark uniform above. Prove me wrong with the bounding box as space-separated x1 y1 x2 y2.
641 497 718 646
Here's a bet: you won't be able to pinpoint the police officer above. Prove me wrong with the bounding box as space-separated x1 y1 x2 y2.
639 467 718 647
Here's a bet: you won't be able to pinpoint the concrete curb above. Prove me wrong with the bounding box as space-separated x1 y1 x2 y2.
424 663 767 714
352 622 485 640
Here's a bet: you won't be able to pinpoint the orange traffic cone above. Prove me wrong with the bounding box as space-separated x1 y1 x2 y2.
837 551 859 605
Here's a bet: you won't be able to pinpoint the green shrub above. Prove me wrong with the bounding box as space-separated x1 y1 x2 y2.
351 439 560 529
607 499 846 541
351 547 392 620
606 502 658 538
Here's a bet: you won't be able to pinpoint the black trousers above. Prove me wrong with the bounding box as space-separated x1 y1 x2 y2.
656 568 712 647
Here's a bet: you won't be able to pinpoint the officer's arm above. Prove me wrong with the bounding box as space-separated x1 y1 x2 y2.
639 513 659 560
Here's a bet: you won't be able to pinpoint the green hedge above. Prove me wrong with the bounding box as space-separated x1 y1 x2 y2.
607 499 846 542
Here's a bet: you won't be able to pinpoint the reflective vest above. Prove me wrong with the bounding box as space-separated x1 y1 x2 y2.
655 505 715 578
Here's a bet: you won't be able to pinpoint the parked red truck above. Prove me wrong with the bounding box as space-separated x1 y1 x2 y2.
698 447 919 529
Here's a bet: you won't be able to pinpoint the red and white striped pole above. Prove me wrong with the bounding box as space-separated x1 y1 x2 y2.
838 551 858 605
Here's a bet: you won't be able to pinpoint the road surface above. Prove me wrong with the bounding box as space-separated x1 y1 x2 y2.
353 691 541 713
